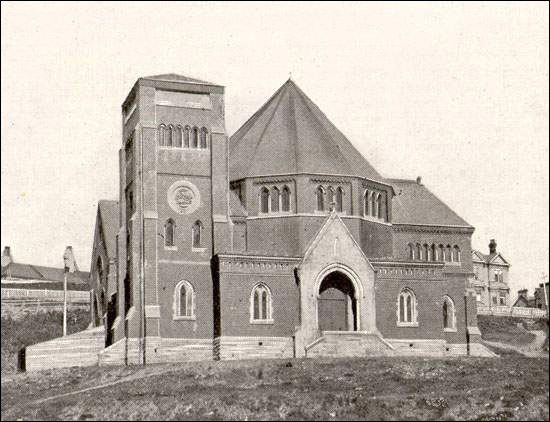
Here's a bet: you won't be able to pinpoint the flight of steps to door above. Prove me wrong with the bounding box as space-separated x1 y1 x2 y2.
305 331 395 358
25 326 105 371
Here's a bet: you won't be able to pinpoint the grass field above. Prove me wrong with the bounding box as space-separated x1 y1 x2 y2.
1 312 548 420
1 353 548 420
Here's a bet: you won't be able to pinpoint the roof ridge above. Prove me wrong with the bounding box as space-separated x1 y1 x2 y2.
293 83 355 175
230 81 289 153
244 82 290 177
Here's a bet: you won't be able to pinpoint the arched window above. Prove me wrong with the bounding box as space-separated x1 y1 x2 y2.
251 283 272 322
281 186 291 212
453 245 461 262
165 219 175 247
371 192 378 218
271 187 280 213
431 244 437 261
183 126 190 148
442 296 456 331
96 256 104 285
260 187 270 213
439 244 445 262
377 193 383 219
192 127 199 148
327 187 335 209
166 125 174 147
364 190 370 216
158 125 166 146
192 220 203 249
416 243 422 261
174 126 183 148
424 244 430 262
174 280 195 319
335 187 343 212
316 186 325 212
408 243 415 260
446 245 452 262
200 127 208 149
398 288 417 325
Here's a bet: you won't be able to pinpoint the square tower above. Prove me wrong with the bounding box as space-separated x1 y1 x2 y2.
117 74 229 364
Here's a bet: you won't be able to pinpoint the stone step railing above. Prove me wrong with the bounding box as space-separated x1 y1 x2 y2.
477 304 547 319
1 288 90 303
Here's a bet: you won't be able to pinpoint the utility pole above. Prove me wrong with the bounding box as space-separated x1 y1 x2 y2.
541 273 549 318
63 267 68 336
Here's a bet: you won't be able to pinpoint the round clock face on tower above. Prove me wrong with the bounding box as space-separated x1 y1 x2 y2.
167 181 201 214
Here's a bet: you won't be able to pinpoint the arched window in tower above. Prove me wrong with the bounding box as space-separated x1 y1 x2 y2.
364 190 370 216
271 187 280 213
200 127 208 149
166 125 174 147
251 283 272 322
260 187 270 213
174 126 183 148
453 245 461 262
192 127 199 148
335 187 343 212
327 187 335 209
439 244 445 262
398 288 417 325
431 244 437 261
446 245 452 262
442 296 456 331
183 126 190 148
158 125 166 146
377 193 383 219
174 280 195 319
316 186 325 212
165 219 175 247
370 192 380 217
408 243 415 260
416 243 422 261
192 220 203 249
281 186 291 212
423 244 430 261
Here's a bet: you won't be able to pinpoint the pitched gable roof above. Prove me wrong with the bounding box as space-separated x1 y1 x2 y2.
229 79 383 182
388 179 472 227
142 73 216 86
1 262 90 286
471 249 510 266
98 200 119 259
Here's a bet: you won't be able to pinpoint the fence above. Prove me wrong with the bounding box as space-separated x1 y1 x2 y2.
1 288 90 303
477 304 547 319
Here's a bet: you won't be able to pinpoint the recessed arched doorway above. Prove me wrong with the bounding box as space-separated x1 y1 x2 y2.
317 271 358 332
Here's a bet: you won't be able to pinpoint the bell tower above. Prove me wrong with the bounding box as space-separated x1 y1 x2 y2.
117 74 230 364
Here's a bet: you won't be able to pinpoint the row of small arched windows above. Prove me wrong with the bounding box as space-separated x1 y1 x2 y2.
158 124 209 149
174 281 272 322
408 243 461 262
316 186 343 212
398 288 456 330
165 219 203 249
260 186 292 213
364 189 385 219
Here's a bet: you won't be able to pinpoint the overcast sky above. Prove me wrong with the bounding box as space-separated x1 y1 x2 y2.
1 2 548 297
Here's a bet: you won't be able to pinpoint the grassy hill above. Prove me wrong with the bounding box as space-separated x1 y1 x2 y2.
1 308 90 374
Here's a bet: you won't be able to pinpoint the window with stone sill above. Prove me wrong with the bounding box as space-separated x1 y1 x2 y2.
173 280 196 320
250 283 273 324
397 288 418 327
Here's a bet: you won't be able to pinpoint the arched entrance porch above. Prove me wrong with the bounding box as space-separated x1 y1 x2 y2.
317 271 358 332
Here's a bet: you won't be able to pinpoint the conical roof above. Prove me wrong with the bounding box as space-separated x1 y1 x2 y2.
229 79 383 182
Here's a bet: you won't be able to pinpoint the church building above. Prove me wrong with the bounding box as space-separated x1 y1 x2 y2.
88 73 493 365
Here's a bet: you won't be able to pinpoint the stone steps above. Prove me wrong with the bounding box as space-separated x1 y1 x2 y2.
26 327 105 371
305 332 394 358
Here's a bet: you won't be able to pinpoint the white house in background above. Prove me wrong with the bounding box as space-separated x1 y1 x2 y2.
469 239 511 307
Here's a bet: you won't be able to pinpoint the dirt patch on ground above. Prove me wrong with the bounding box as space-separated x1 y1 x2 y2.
2 356 548 421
